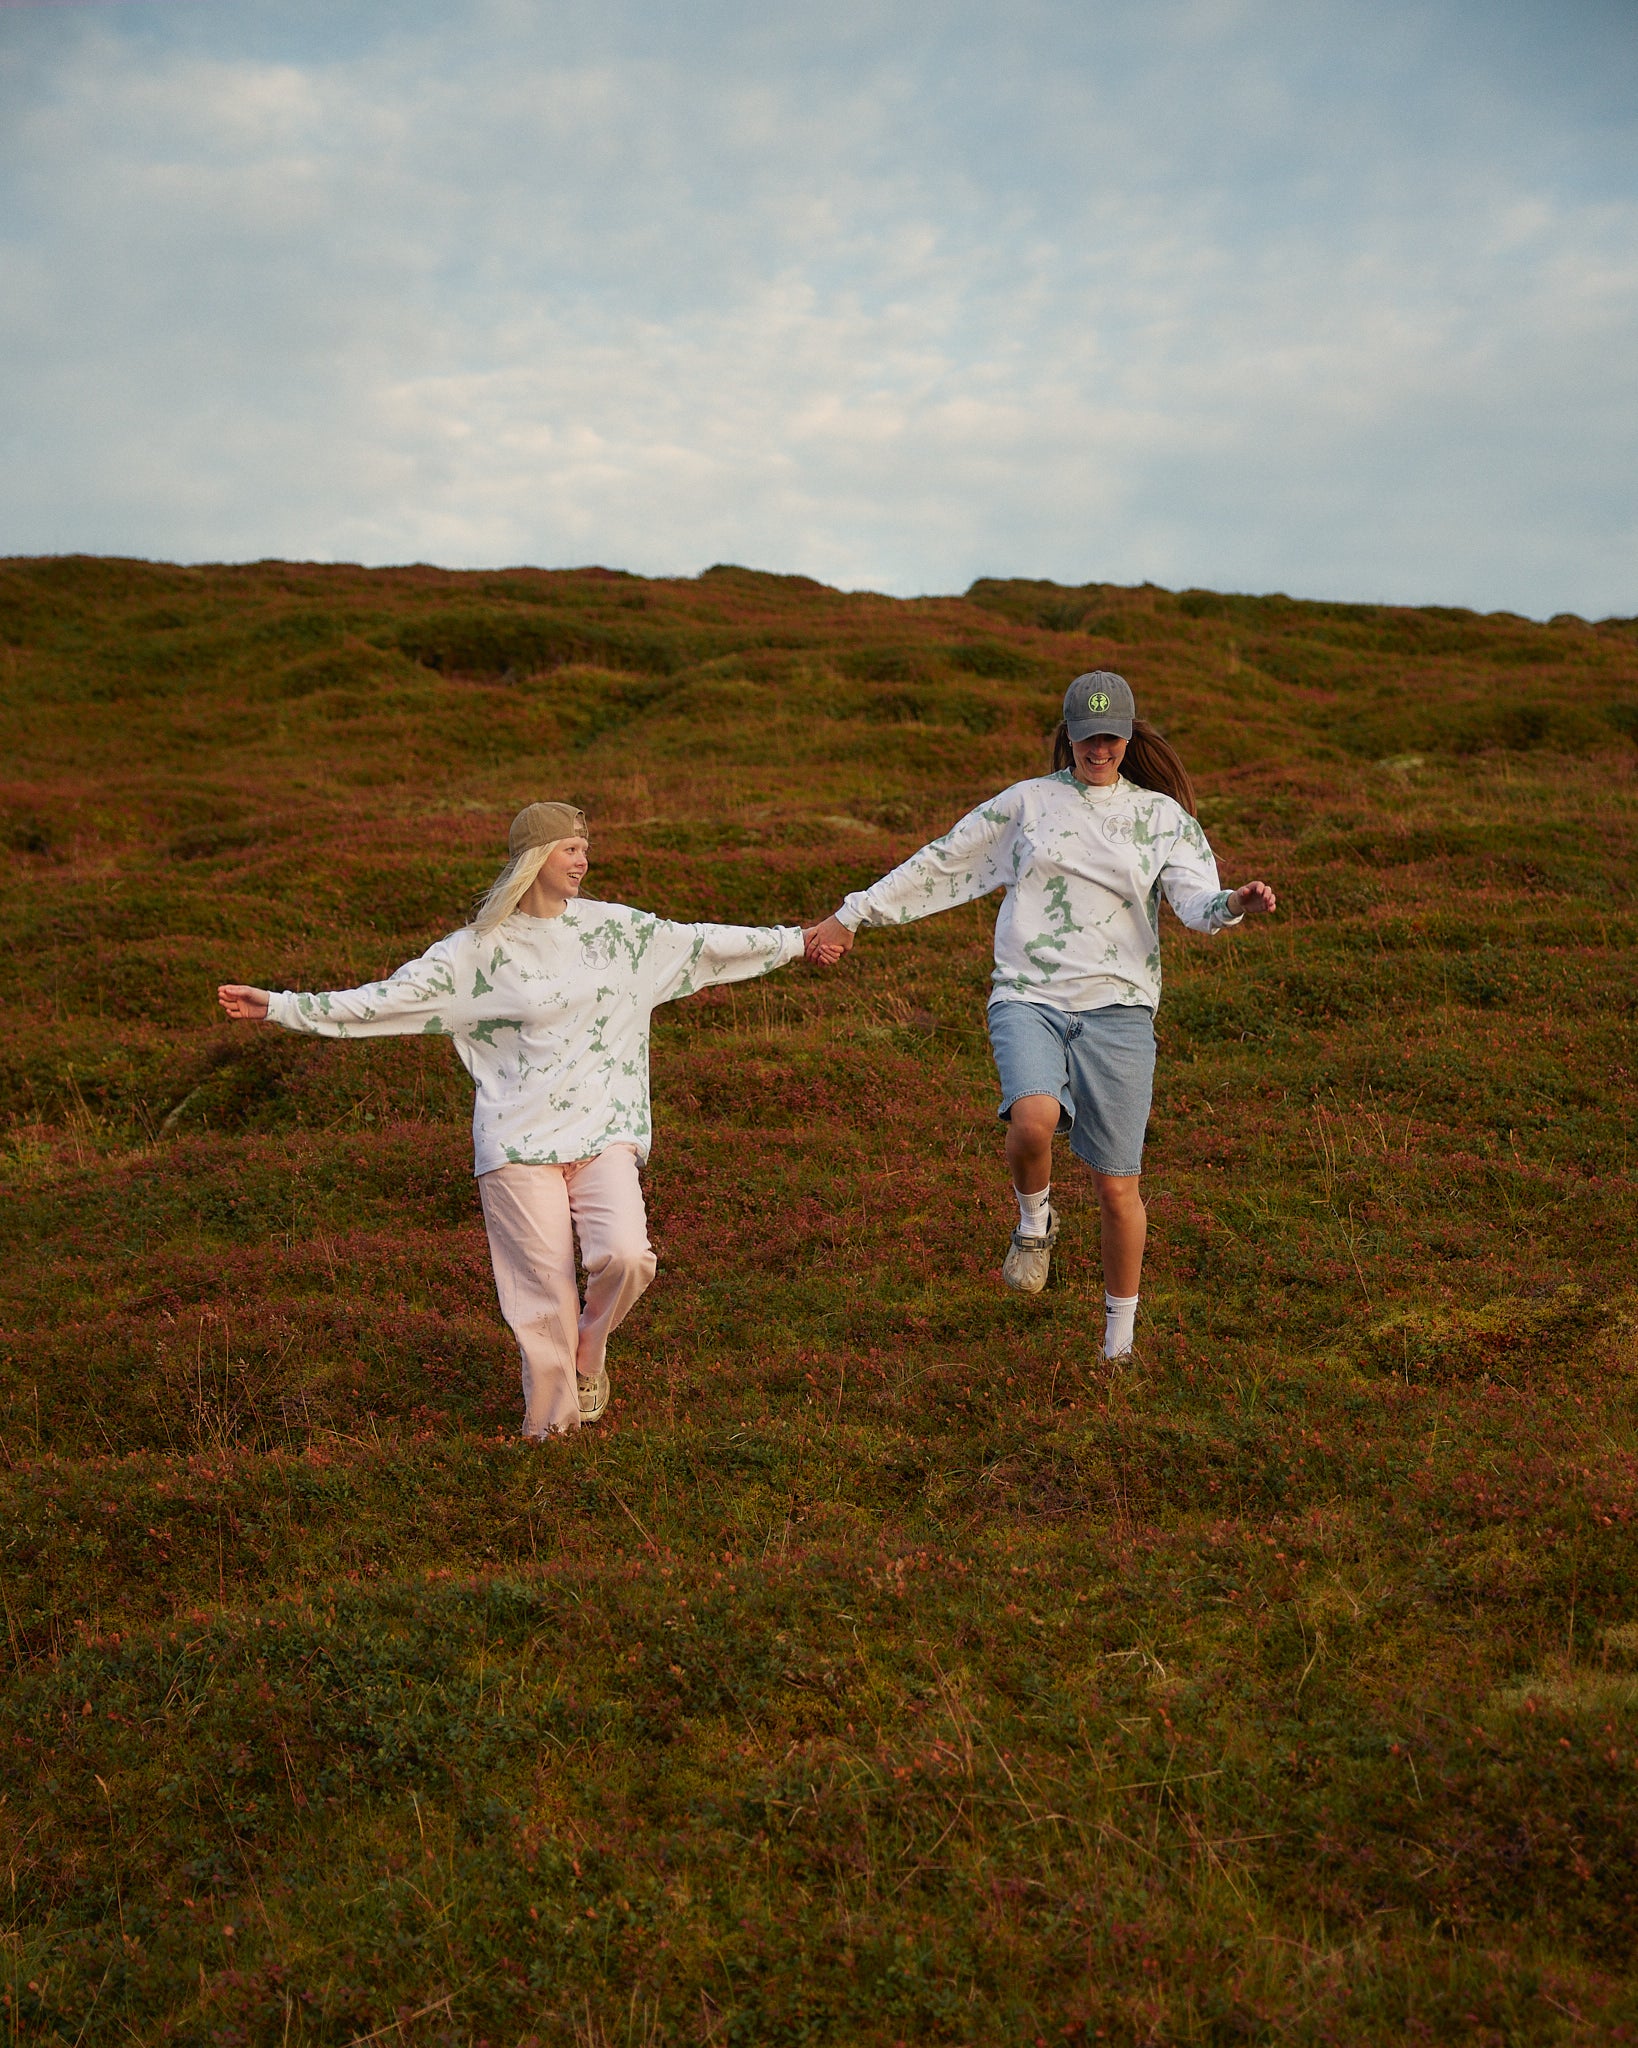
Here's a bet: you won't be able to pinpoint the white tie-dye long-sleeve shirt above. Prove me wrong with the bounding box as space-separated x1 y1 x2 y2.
836 771 1240 1013
267 903 802 1173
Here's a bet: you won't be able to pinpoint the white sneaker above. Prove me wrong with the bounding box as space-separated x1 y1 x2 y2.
1002 1210 1058 1295
577 1368 609 1423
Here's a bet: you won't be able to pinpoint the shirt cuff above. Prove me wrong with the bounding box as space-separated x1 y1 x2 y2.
834 900 866 932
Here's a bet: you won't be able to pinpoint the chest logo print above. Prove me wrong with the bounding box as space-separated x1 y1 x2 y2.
1101 813 1136 844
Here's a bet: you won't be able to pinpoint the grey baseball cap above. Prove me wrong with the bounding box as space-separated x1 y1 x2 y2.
1063 670 1135 741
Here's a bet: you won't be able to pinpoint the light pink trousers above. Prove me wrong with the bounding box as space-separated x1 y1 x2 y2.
478 1146 658 1437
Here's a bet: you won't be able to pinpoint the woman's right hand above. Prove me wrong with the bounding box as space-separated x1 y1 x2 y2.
217 984 271 1022
1226 881 1278 918
803 915 855 966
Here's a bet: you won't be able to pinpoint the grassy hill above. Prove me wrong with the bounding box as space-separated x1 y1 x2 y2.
2 554 1637 2043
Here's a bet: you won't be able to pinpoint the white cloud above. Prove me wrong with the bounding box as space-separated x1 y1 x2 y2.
0 0 1634 615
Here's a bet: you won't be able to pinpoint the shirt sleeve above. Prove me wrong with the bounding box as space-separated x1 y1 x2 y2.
835 794 1018 930
265 934 472 1038
1159 815 1243 934
645 921 805 1006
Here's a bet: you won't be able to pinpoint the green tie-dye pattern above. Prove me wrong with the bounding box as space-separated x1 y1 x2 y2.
469 1017 524 1047
268 904 798 1175
1041 874 1079 936
841 773 1238 1014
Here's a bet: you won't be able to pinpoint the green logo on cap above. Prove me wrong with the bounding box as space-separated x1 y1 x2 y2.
1087 691 1111 712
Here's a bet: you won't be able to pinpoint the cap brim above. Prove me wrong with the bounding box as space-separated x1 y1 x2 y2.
1065 716 1134 741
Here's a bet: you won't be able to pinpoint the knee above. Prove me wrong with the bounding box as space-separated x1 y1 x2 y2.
1007 1095 1061 1146
588 1239 657 1292
1096 1174 1144 1217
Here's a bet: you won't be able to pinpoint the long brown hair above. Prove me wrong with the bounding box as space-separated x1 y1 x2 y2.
1052 716 1198 816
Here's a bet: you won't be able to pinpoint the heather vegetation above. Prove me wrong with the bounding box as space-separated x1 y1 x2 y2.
2 554 1638 2044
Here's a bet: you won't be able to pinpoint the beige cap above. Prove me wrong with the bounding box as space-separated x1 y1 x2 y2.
508 802 589 856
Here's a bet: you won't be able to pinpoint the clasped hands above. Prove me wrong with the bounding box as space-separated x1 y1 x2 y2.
801 914 854 967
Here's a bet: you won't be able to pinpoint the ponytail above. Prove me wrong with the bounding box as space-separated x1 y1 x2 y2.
1051 716 1198 817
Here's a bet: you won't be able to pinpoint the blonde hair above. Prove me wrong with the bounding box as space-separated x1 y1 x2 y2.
473 802 589 935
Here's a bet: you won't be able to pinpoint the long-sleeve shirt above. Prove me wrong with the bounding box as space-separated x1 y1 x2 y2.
267 902 803 1173
835 771 1240 1014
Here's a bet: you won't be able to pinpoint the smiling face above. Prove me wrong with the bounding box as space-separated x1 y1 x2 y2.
1069 732 1128 787
540 836 590 899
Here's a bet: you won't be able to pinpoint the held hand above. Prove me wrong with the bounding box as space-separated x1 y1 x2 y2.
217 984 271 1022
1227 881 1277 918
803 914 855 966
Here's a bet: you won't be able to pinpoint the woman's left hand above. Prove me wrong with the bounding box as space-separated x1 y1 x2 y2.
1227 881 1277 917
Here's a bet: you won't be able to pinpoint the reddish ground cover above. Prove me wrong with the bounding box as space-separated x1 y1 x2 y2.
2 555 1637 2042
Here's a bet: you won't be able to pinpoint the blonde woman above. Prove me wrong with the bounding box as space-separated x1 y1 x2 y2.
219 802 811 1436
806 673 1276 1360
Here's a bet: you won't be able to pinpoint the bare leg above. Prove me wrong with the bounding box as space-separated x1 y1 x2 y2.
1004 1094 1061 1194
1091 1171 1146 1298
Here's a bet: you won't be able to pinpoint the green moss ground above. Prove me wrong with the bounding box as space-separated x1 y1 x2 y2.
2 558 1637 2042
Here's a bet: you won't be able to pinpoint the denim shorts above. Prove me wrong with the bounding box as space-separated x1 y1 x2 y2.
986 999 1156 1177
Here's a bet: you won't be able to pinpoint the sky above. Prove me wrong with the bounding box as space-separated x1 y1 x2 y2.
1 0 1635 617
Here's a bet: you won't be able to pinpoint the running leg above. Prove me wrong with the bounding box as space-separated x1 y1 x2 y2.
1091 1171 1146 1295
1004 1093 1060 1195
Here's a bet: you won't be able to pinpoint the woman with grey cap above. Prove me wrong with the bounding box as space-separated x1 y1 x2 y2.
805 674 1275 1360
219 802 811 1436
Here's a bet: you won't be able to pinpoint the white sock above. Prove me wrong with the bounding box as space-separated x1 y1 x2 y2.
1015 1185 1052 1236
1104 1292 1139 1358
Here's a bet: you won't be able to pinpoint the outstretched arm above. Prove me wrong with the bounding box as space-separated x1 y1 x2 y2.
803 796 1018 965
221 937 470 1039
647 920 806 1004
